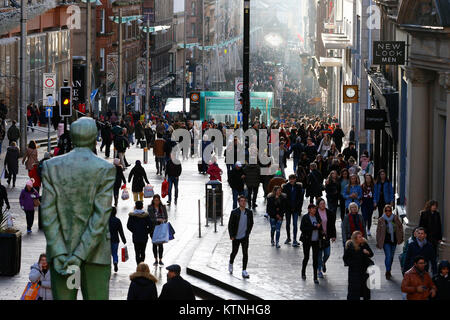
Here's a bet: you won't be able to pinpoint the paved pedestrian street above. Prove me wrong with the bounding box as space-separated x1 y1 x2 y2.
0 138 403 300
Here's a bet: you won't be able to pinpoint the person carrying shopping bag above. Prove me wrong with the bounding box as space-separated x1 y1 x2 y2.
128 160 150 202
110 207 127 272
28 253 52 300
148 194 168 266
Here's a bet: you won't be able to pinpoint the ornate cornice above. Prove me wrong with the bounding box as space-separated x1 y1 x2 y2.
405 66 435 84
439 72 450 91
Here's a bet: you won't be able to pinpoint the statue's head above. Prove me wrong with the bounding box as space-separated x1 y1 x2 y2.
70 117 97 148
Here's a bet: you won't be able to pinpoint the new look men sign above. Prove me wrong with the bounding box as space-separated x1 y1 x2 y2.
373 41 405 65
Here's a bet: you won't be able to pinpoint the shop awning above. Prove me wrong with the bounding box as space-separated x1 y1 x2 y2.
164 98 190 113
321 33 351 49
319 57 343 67
152 76 175 91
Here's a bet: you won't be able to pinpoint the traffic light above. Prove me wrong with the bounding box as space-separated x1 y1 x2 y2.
59 87 72 117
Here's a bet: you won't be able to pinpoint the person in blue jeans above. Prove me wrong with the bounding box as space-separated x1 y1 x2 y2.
165 155 182 206
343 174 363 210
266 186 287 248
316 198 336 278
281 174 304 247
361 173 375 236
375 204 404 280
373 169 394 218
288 137 304 173
228 161 245 209
109 207 127 272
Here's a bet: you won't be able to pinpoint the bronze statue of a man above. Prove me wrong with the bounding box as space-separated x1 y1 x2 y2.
41 117 115 300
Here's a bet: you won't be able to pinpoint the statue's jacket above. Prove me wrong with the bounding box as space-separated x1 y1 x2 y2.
41 148 116 265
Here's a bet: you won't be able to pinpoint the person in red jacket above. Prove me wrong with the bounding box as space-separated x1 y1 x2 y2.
207 157 223 182
28 162 41 192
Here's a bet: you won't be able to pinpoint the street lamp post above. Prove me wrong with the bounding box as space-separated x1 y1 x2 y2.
118 8 123 117
145 19 150 116
242 0 250 131
202 0 205 91
86 0 92 114
19 0 27 156
183 0 187 113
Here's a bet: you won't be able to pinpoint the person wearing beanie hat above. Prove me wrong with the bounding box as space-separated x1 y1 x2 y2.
19 179 40 233
432 260 450 300
128 160 149 202
113 158 126 207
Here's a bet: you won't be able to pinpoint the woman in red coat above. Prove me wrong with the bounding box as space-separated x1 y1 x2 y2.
207 157 223 182
28 162 41 192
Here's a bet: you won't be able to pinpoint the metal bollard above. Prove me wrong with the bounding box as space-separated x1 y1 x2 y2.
220 190 223 226
198 199 201 238
213 188 217 233
205 189 209 227
143 147 148 164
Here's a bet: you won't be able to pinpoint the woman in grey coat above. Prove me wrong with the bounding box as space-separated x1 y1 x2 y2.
29 253 52 300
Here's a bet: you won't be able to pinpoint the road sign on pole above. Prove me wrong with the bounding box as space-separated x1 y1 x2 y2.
45 107 53 118
234 77 243 111
43 73 56 106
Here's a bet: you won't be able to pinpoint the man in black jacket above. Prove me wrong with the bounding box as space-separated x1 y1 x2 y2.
228 162 245 209
100 121 113 158
7 120 20 145
109 207 126 272
282 175 304 247
403 227 437 275
159 264 195 300
342 141 358 162
165 154 182 205
228 195 254 279
331 124 345 152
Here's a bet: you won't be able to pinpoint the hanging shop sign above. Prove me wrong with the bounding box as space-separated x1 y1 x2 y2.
364 109 387 130
373 41 405 65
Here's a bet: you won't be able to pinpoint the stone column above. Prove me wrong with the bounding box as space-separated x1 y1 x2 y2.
439 71 450 260
404 67 435 239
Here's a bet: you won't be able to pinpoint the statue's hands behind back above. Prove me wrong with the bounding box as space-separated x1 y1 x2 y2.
53 255 69 275
64 255 83 274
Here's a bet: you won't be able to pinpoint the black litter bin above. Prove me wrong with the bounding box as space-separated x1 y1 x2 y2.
0 230 22 276
205 180 223 219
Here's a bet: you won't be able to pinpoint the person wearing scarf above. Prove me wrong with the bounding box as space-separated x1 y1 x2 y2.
342 203 366 246
376 204 404 280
